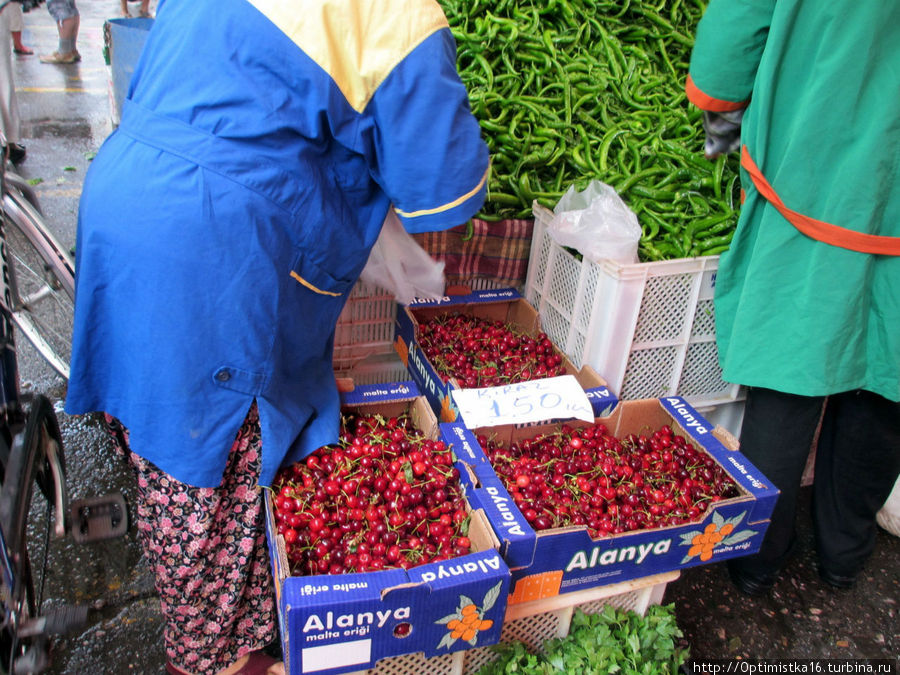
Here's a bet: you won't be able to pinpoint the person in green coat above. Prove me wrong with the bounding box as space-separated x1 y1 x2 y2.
686 0 900 595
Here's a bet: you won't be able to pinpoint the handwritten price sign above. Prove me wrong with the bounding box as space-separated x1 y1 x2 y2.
451 376 595 428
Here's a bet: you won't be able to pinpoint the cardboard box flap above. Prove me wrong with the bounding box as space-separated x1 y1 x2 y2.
469 462 537 569
442 422 487 464
586 384 619 417
406 287 521 311
713 425 739 450
281 569 402 608
339 380 420 406
405 549 508 591
467 508 499 554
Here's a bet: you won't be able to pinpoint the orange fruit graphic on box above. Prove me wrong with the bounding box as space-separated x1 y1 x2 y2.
435 582 502 649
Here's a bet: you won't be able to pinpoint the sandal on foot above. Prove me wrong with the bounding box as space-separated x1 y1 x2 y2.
39 50 81 64
13 47 33 55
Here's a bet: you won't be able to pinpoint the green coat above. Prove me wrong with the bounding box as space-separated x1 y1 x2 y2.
687 0 900 402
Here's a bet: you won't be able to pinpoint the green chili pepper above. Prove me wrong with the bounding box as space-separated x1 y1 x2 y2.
701 244 732 256
461 220 475 241
440 0 740 261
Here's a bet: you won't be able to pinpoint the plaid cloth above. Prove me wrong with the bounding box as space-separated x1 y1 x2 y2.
413 218 534 289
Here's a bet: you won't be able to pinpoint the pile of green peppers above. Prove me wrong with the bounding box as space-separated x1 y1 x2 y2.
439 0 740 260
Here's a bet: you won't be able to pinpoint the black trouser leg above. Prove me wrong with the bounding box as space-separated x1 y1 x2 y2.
727 387 825 579
813 390 900 577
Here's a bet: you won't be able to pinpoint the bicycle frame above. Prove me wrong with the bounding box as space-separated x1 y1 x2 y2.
0 155 64 674
0 200 24 428
0 202 24 615
0 133 25 427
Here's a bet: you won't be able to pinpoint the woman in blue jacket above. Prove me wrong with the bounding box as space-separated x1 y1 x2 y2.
68 1 489 673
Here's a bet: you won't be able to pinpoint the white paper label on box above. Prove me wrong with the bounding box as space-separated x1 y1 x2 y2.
451 375 595 427
302 639 372 673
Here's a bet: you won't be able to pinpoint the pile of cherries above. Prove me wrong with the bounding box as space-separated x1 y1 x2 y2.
272 412 473 576
416 312 565 388
479 422 740 538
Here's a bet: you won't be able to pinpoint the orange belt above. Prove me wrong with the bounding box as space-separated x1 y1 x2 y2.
741 145 900 256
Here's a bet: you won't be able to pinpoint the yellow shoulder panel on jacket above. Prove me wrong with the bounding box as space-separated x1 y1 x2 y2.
246 0 449 113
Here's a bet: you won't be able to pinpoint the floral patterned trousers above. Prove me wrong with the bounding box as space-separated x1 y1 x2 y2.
105 404 277 674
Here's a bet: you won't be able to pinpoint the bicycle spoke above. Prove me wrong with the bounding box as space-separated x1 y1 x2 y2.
0 189 75 381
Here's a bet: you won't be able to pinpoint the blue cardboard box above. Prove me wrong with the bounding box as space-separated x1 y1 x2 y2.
392 288 618 423
266 381 510 675
441 397 778 606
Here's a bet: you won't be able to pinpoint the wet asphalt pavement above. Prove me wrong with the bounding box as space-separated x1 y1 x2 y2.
667 487 898 663
11 2 898 674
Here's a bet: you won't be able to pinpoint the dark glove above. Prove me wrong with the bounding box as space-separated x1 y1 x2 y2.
702 109 744 159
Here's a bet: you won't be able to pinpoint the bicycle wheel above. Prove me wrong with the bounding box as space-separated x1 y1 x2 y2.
0 395 67 674
1 188 75 381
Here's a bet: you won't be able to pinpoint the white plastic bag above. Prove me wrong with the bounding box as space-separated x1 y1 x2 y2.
876 474 900 538
548 180 641 263
359 208 446 305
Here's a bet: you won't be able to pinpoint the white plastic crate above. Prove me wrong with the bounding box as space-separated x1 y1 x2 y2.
451 277 521 293
333 279 513 371
348 650 463 675
333 281 398 371
344 572 676 675
525 203 741 406
459 571 677 674
334 352 411 386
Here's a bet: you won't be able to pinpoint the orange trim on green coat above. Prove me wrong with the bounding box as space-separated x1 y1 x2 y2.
685 75 749 112
741 146 900 256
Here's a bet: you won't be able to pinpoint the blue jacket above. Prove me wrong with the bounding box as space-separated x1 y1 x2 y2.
66 0 489 486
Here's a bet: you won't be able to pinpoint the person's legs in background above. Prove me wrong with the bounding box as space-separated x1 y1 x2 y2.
7 3 32 55
812 389 900 586
0 3 25 164
39 0 81 65
725 387 825 595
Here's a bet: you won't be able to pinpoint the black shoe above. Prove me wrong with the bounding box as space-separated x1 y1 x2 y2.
4 143 26 165
727 563 777 597
818 566 856 589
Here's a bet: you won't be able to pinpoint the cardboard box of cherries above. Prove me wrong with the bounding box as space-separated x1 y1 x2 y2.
441 396 778 605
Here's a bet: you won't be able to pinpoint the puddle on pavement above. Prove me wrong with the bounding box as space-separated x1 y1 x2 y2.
28 118 94 140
